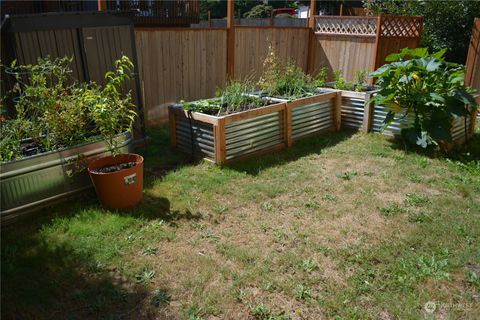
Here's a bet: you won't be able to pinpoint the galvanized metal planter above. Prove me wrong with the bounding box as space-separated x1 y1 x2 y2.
372 104 474 146
169 91 340 164
318 87 379 131
0 132 133 223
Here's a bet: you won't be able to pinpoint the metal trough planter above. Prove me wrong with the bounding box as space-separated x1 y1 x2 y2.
0 132 133 223
168 91 341 164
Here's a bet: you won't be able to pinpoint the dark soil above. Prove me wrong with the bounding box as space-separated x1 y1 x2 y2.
92 162 137 174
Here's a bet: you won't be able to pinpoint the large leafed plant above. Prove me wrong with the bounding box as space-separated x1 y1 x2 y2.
370 47 477 148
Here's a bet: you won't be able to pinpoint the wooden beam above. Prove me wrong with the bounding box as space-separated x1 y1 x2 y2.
372 15 382 79
309 0 317 29
97 0 107 11
226 0 235 80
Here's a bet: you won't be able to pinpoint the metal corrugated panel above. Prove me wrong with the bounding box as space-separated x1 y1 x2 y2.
341 97 365 129
1 132 133 221
452 116 471 143
291 99 334 139
175 117 215 159
225 112 284 160
372 105 414 136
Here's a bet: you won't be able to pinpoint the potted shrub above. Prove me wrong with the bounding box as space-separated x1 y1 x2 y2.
370 47 478 149
0 57 134 222
87 56 144 209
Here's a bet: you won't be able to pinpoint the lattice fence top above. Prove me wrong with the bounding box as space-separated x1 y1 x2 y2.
380 16 423 37
315 17 377 36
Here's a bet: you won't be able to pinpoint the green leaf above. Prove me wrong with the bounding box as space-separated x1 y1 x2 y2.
432 48 447 60
453 88 477 106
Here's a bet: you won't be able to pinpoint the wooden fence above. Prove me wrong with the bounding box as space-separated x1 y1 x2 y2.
465 18 480 123
311 15 423 81
135 29 227 125
2 12 424 126
234 27 310 81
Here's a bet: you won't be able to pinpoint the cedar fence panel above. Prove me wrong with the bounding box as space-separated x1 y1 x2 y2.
135 29 227 126
234 27 310 81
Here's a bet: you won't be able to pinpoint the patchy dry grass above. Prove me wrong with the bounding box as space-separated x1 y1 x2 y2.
2 125 480 319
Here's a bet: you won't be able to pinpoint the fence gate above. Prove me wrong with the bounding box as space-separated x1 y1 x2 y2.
1 12 144 136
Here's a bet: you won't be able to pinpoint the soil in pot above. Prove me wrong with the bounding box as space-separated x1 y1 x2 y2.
88 153 144 210
91 162 137 174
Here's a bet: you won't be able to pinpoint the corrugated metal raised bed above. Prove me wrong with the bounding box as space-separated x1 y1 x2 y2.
372 104 473 145
318 88 379 131
168 91 341 164
0 132 133 223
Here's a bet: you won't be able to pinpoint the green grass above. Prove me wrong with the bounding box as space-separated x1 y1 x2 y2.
2 124 480 319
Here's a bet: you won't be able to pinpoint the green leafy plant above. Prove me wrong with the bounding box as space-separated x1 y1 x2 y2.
180 79 266 115
258 44 316 99
89 55 137 156
1 56 137 162
243 4 272 18
370 47 478 149
313 67 328 88
333 70 354 91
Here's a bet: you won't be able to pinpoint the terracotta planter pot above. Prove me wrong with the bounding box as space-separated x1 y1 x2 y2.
88 153 144 210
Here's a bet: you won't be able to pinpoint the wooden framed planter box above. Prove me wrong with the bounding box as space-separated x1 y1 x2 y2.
318 87 379 132
169 91 340 164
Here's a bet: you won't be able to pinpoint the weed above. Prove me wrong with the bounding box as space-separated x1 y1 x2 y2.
335 171 358 181
150 288 171 307
200 229 220 242
299 258 318 272
465 271 480 289
135 268 155 284
321 194 337 202
379 203 407 217
405 193 431 206
408 211 433 223
260 202 273 212
305 198 320 209
142 245 158 256
294 284 313 300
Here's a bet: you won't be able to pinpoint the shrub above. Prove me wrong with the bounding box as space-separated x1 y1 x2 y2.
370 47 478 149
258 45 315 99
0 56 136 161
243 4 272 18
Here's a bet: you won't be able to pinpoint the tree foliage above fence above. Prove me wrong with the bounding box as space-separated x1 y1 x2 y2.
363 0 480 63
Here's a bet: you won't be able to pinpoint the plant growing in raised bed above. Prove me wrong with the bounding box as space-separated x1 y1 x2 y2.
370 47 478 149
180 79 270 116
258 45 320 100
0 56 140 220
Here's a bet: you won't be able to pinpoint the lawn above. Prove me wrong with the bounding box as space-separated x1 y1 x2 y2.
2 125 479 320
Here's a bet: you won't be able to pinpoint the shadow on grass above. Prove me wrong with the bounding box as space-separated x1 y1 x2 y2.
225 130 355 176
1 220 167 319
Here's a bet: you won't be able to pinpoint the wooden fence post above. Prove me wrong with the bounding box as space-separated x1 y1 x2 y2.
306 0 317 76
214 119 227 164
362 92 375 132
226 0 235 80
97 0 106 11
284 105 292 147
372 15 382 74
465 18 479 138
334 91 342 131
